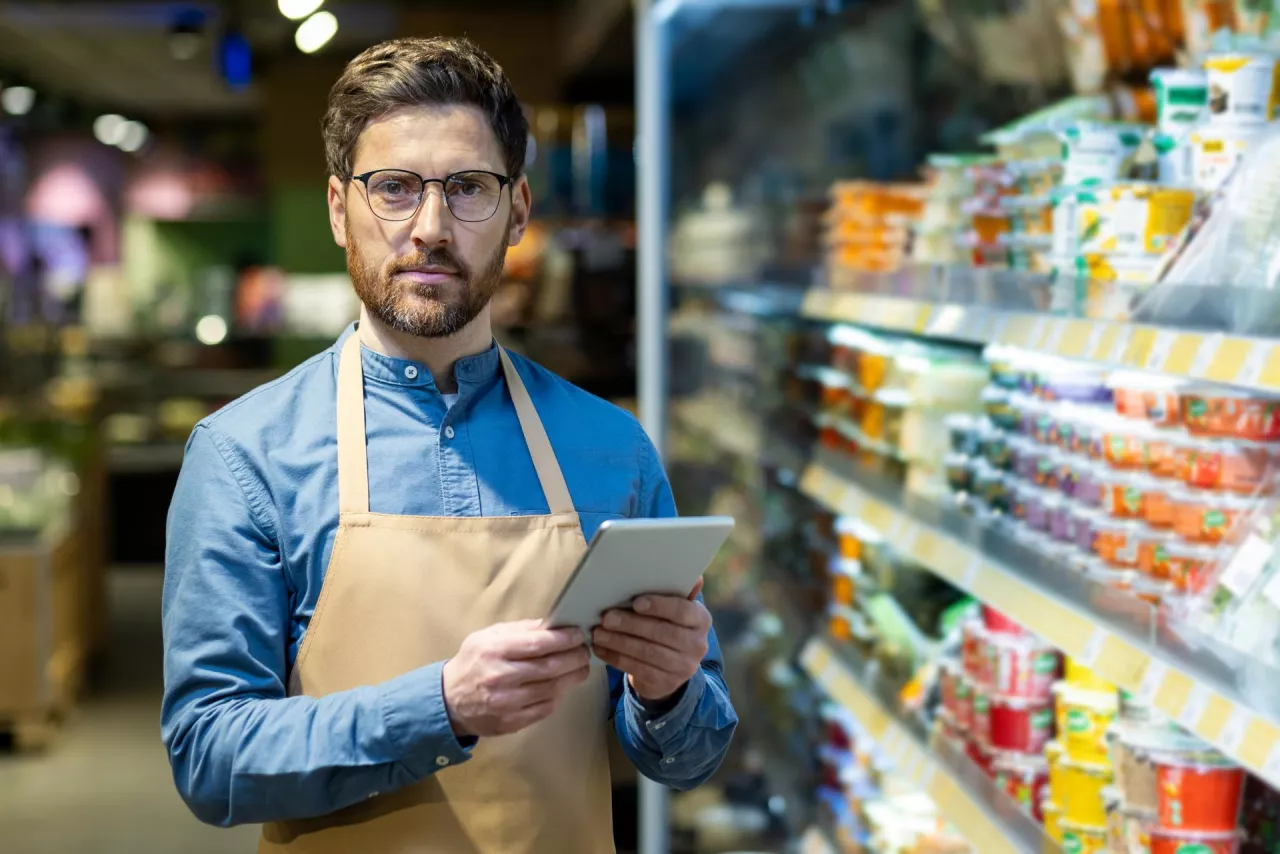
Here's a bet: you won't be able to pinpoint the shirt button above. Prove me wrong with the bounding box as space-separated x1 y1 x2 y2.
436 756 450 767
404 365 419 380
652 722 666 730
662 757 676 765
367 791 380 799
444 426 456 440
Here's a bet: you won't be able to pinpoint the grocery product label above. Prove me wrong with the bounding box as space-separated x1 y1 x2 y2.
1216 706 1249 754
1218 533 1273 597
1178 684 1213 729
1066 709 1093 734
1205 53 1280 124
1063 832 1084 854
1034 653 1059 674
1137 661 1169 705
1173 845 1213 854
1032 708 1054 730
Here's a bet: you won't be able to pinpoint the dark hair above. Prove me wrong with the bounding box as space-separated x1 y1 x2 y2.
322 36 528 181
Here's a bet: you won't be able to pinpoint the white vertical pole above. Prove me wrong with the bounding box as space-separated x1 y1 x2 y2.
634 1 671 853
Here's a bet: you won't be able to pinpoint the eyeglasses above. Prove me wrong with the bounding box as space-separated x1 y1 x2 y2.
350 169 513 223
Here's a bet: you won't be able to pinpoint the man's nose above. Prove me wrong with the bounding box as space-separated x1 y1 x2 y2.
410 185 452 246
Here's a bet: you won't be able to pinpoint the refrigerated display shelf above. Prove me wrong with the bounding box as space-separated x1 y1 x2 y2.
800 449 1280 793
801 637 1049 854
802 288 1280 393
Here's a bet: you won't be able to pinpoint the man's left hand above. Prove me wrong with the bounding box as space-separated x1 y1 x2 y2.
592 584 712 703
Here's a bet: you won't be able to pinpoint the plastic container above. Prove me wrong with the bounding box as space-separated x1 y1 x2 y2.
1049 493 1077 543
1093 517 1145 567
1103 417 1154 470
835 517 865 560
981 605 1025 636
1190 125 1265 194
973 460 1011 513
1153 750 1245 833
1076 461 1105 508
1109 723 1203 813
1026 486 1051 533
945 453 972 494
1074 504 1104 556
946 413 983 456
1044 799 1064 845
1176 438 1274 495
988 694 1055 752
1163 539 1222 594
1060 820 1109 853
1099 468 1147 520
1055 684 1120 763
1136 528 1177 579
1059 756 1116 827
1110 371 1185 427
1180 388 1280 441
962 622 990 686
1107 794 1158 854
955 676 975 733
1149 828 1240 853
965 732 993 776
982 385 1020 432
1010 436 1039 482
1204 52 1280 126
1146 429 1185 480
993 751 1050 817
1151 67 1209 135
1065 657 1114 693
1169 488 1248 544
972 690 991 745
1060 122 1146 188
982 426 1013 471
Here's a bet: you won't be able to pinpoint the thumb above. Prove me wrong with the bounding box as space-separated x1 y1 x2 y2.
688 577 704 600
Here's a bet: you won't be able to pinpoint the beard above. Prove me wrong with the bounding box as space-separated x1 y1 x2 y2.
346 220 509 339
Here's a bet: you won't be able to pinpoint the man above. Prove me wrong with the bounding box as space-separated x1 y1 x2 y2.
161 36 737 853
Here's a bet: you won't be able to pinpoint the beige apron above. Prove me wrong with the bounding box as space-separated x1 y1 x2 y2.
259 333 614 854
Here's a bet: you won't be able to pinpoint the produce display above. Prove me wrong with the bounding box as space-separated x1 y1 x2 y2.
824 182 925 277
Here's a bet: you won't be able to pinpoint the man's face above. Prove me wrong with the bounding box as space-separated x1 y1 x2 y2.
327 104 530 338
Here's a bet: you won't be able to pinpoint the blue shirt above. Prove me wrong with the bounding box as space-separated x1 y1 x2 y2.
160 324 738 828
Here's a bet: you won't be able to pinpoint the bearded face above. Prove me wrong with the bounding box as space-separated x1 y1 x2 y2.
345 216 508 339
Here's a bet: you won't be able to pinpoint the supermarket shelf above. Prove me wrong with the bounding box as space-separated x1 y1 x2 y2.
802 287 1280 392
671 394 811 476
801 637 1049 854
106 442 187 474
800 448 1280 791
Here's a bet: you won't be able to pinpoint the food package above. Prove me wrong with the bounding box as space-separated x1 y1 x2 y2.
1151 68 1210 135
1060 122 1147 187
1204 51 1280 126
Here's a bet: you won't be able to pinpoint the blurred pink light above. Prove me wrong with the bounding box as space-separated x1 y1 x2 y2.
25 163 107 225
126 168 195 220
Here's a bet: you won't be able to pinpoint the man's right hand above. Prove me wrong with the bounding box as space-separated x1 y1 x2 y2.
441 621 590 738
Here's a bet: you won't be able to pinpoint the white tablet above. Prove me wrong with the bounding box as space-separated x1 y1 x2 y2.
545 516 735 631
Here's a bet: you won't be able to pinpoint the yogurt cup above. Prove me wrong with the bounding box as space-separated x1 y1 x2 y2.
1149 828 1240 854
1190 126 1266 193
1151 67 1210 134
1060 122 1147 187
1055 683 1120 763
1204 52 1280 126
1152 749 1245 834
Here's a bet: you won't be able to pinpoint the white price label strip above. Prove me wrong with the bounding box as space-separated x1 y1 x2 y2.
1179 684 1213 730
1108 329 1133 364
1027 316 1049 347
1190 334 1222 377
1146 330 1177 371
960 554 982 590
1263 741 1280 787
1081 629 1107 667
1083 322 1107 357
1217 707 1250 755
1043 320 1066 352
1239 344 1271 388
1136 661 1169 706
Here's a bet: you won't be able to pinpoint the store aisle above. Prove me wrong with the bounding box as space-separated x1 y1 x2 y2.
0 569 260 854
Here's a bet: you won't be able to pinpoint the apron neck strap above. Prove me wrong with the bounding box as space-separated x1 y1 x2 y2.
336 332 575 516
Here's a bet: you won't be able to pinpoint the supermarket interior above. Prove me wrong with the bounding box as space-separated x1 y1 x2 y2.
13 0 1280 853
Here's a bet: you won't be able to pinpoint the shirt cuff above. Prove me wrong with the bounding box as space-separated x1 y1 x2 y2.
378 661 475 776
624 668 707 750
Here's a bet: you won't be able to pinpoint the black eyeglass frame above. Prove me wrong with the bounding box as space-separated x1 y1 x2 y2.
349 168 514 223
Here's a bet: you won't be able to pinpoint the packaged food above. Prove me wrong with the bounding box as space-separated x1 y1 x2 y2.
1065 656 1114 693
1106 793 1158 854
1060 820 1109 854
1044 799 1064 845
992 751 1050 817
1163 539 1222 594
1055 684 1120 762
1109 723 1203 812
1107 184 1198 257
1180 389 1280 441
1103 417 1154 470
987 693 1056 753
1060 122 1146 188
982 385 1019 432
1151 67 1210 135
987 634 1061 699
1135 527 1177 579
1010 436 1040 482
1170 487 1248 544
962 622 990 685
1099 469 1148 520
1076 461 1105 508
1037 357 1113 405
1026 486 1051 533
1059 756 1117 827
1109 372 1185 427
972 461 1011 513
1074 504 1104 554
982 426 1013 470
955 676 975 733
1191 126 1266 193
1233 0 1274 34
1136 473 1177 529
1146 429 1184 480
1204 52 1280 126
945 453 973 494
1149 828 1240 853
971 689 992 745
965 734 994 776
1153 750 1245 833
1182 0 1237 58
1093 517 1146 566
1050 494 1077 543
835 517 865 560
946 413 983 456
981 605 1026 637
1175 438 1275 494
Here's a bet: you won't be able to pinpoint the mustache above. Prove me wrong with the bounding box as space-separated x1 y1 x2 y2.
388 248 469 278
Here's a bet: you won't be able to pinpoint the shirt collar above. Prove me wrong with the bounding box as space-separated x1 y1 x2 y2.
332 322 502 389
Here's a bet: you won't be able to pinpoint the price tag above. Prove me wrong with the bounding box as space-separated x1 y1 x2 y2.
1027 316 1049 347
917 760 937 789
1239 344 1273 388
1109 329 1133 365
1084 323 1108 358
1262 741 1280 787
1081 629 1107 667
1146 330 1178 371
1043 320 1066 353
961 554 982 589
1136 661 1169 706
1217 707 1250 755
1190 334 1222 377
1178 684 1213 730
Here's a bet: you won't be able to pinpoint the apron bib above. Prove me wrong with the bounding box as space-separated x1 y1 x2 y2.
259 333 614 853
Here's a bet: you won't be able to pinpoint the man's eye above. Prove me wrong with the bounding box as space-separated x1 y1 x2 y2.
455 182 482 196
378 181 407 195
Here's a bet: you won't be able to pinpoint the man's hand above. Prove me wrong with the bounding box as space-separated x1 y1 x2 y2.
592 581 712 703
442 621 590 738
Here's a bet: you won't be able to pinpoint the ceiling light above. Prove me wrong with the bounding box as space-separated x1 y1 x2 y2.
93 114 127 146
279 0 324 21
195 315 228 346
170 31 201 61
118 121 149 153
2 86 35 116
295 10 337 53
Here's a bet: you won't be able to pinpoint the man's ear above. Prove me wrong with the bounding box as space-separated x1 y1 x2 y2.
508 176 532 247
327 175 348 248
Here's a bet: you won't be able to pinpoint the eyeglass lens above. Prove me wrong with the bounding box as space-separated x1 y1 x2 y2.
364 170 504 222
